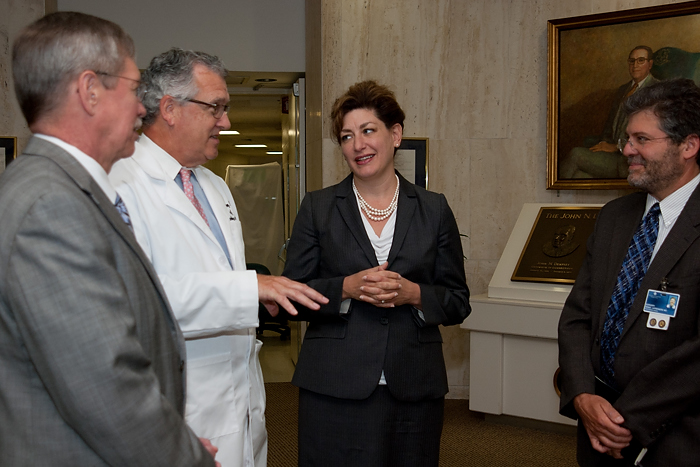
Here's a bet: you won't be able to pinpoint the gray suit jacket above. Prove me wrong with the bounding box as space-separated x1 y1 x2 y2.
283 173 470 401
0 137 214 466
558 185 700 466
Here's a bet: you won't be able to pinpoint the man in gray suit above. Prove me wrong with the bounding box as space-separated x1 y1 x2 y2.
559 78 700 466
0 12 216 466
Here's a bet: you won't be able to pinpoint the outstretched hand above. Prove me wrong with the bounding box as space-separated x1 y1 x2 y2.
257 275 329 317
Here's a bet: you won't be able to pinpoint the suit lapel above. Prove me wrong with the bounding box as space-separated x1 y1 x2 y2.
595 195 646 335
24 137 186 352
335 175 378 267
25 138 142 253
623 185 700 335
194 167 242 269
388 174 417 265
133 149 221 249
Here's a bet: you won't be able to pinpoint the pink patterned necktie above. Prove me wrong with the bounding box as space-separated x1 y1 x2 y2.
179 168 209 227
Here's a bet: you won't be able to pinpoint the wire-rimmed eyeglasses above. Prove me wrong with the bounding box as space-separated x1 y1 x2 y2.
185 98 230 119
94 71 141 97
617 135 671 153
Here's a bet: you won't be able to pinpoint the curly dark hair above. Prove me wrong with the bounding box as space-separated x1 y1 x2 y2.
330 80 405 145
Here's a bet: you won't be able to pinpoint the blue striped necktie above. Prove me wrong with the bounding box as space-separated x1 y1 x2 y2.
600 203 660 386
114 194 133 232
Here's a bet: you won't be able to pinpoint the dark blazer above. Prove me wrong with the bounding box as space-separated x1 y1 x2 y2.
558 184 700 467
0 138 213 466
283 173 470 402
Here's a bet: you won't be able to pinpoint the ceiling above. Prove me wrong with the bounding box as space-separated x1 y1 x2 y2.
220 71 304 161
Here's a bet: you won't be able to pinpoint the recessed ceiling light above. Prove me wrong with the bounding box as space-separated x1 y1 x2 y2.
254 78 277 83
220 130 239 135
267 151 283 155
235 144 267 148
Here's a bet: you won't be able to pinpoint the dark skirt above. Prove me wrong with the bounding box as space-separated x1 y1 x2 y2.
298 386 444 467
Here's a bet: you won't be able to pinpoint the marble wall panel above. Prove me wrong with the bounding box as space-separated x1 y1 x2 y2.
312 0 692 397
0 0 43 154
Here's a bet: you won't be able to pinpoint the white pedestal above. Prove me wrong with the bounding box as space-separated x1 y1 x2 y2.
462 203 601 426
464 294 574 425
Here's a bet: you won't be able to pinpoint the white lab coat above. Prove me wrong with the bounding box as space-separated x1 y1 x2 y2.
110 136 267 467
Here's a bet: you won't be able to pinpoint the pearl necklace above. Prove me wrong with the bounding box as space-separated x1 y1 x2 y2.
352 174 400 221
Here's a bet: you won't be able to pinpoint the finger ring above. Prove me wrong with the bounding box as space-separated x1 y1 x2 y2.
381 300 385 304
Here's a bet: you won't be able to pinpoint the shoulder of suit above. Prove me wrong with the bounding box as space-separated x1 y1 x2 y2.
601 191 646 215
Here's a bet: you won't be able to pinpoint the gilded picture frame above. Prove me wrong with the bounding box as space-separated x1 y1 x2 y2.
547 1 700 190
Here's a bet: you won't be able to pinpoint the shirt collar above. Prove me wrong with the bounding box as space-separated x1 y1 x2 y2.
646 172 700 227
137 134 187 181
34 134 117 202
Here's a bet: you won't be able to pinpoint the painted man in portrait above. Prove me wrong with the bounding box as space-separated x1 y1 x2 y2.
559 45 659 179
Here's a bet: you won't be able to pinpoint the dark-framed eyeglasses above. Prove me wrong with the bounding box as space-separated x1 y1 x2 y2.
627 57 651 66
185 98 230 119
617 135 671 152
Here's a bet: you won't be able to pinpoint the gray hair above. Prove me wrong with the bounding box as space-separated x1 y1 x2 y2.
12 11 135 126
140 48 227 127
624 78 700 165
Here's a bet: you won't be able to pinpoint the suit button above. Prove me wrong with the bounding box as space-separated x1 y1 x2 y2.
179 360 185 372
380 317 389 325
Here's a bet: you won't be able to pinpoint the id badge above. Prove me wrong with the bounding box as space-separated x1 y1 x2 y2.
643 289 679 330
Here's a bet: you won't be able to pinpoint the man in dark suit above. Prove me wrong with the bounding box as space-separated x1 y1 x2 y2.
560 46 659 179
0 12 216 466
558 78 700 466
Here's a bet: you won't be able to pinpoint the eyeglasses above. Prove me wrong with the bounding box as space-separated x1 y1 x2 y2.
617 135 671 152
185 98 230 119
627 57 651 65
94 71 141 86
94 71 141 96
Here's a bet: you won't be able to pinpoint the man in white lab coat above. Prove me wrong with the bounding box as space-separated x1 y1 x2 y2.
109 48 327 467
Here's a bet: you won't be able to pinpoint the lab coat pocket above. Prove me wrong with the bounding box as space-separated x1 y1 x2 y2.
185 352 240 438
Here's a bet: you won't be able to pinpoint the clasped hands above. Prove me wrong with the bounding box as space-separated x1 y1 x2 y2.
589 141 619 153
342 262 421 309
574 393 633 459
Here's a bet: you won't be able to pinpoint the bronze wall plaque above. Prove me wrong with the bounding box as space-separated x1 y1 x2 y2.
512 207 601 284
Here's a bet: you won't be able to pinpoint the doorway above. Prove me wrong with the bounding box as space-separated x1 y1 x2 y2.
204 74 306 383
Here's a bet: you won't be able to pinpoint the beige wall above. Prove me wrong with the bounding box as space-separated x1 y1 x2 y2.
1 0 44 156
306 0 687 398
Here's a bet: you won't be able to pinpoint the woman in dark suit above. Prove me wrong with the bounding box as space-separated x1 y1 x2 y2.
283 80 470 467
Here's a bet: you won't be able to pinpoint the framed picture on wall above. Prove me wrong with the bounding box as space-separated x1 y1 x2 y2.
547 1 700 190
1 137 17 172
396 137 428 189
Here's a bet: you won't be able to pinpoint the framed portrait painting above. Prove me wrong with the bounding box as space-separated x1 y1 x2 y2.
547 1 700 190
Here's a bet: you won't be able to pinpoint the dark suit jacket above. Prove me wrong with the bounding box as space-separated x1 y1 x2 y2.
283 173 470 402
0 138 213 466
558 185 700 466
601 76 660 145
